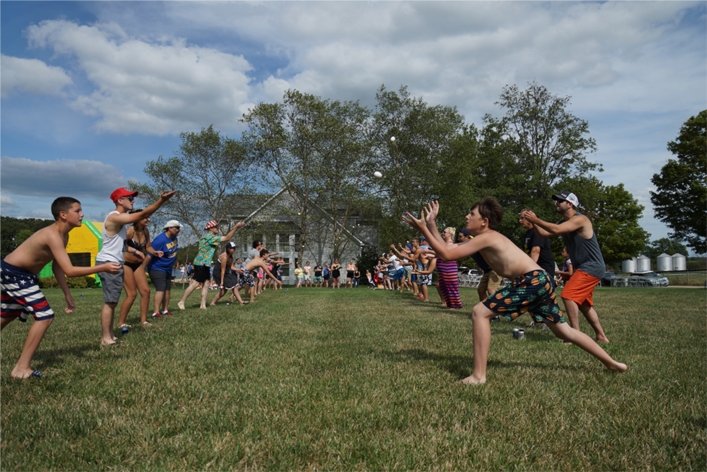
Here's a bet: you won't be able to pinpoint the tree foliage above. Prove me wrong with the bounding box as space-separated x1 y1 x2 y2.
130 125 256 241
650 110 707 254
643 238 689 261
242 90 378 262
1 216 53 258
372 85 474 244
480 82 602 244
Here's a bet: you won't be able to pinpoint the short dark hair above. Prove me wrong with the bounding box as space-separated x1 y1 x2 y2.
252 240 261 249
51 197 80 220
470 197 503 230
260 249 269 257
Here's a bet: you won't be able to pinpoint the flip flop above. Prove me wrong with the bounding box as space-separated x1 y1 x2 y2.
30 370 43 378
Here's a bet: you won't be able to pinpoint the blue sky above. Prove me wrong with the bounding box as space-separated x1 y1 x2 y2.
1 1 705 246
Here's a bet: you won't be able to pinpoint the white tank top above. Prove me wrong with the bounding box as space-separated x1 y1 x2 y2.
96 211 127 263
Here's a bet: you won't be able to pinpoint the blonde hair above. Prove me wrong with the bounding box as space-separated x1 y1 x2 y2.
444 227 456 236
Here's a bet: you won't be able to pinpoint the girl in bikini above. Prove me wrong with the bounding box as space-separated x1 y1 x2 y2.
117 209 153 327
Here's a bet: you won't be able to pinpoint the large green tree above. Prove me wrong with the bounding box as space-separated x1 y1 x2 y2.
130 125 255 241
650 110 707 254
372 85 473 245
0 216 53 258
481 82 601 243
241 90 377 262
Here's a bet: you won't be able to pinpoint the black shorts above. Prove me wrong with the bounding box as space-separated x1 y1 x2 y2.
193 265 211 283
149 269 172 292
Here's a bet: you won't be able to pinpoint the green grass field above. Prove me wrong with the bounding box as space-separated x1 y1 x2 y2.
2 285 705 470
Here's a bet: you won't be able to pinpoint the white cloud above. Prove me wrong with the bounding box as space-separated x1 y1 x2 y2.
1 54 73 98
1 194 17 207
26 20 253 135
0 156 129 199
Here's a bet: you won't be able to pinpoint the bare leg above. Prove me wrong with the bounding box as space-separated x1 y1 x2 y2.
579 303 610 343
210 288 227 305
561 297 581 330
3 318 53 378
135 269 151 324
199 283 209 309
462 302 496 385
420 285 429 302
178 280 201 309
161 290 170 312
118 267 137 326
232 287 245 304
153 291 164 317
547 322 625 371
100 302 118 344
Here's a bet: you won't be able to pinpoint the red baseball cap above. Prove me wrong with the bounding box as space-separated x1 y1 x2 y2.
110 187 139 203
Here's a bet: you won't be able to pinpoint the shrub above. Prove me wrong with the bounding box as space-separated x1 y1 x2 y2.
39 276 96 289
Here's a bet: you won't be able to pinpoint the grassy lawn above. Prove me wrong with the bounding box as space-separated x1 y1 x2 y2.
2 285 705 470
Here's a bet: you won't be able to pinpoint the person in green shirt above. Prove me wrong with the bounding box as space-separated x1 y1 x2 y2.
177 219 244 310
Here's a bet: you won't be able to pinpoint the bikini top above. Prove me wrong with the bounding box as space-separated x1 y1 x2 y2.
126 228 148 251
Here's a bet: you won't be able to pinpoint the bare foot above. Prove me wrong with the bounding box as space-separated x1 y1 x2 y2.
177 301 185 310
461 375 486 385
199 306 207 310
608 362 628 373
596 336 610 344
101 339 117 346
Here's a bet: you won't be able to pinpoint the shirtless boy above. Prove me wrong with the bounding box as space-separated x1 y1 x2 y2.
403 198 627 385
1 197 121 379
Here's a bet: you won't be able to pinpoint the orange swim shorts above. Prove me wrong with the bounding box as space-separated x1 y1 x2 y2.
560 269 600 306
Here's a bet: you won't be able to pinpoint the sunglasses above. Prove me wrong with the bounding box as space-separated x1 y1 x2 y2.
122 196 135 202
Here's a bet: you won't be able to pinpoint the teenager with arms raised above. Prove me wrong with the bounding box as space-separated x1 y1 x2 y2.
403 199 626 385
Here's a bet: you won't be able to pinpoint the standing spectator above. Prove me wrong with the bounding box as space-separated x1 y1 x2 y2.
303 261 312 287
148 220 181 318
331 259 342 289
294 263 304 288
313 262 323 287
557 247 574 283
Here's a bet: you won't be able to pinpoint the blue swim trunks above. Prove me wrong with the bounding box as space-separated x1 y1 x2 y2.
482 270 564 324
1 260 55 322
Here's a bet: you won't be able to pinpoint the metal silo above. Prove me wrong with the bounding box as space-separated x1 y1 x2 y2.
657 253 672 272
672 253 687 271
636 255 651 272
622 258 636 273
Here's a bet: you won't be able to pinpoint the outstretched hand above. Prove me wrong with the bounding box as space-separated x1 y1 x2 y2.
160 190 177 200
235 220 246 229
424 200 440 226
402 211 426 232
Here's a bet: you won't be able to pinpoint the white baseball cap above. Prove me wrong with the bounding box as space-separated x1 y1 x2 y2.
552 191 579 208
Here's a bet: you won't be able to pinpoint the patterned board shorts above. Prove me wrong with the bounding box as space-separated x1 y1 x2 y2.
1 260 54 321
418 274 433 286
238 271 255 288
482 270 564 324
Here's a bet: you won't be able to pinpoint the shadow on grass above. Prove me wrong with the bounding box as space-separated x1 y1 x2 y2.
32 342 104 368
382 348 574 380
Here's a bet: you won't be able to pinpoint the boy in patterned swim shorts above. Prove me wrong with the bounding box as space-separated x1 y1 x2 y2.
1 197 121 379
403 197 627 385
